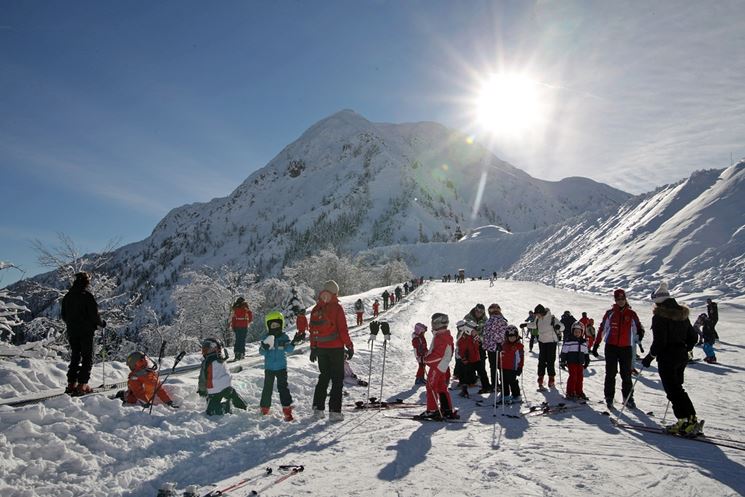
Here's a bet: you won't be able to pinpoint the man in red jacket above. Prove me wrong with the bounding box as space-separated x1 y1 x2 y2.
309 280 354 421
592 289 645 409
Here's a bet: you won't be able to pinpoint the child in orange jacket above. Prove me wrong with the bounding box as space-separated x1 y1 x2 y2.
124 351 175 407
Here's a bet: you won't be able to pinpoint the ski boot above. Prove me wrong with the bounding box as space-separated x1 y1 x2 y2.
282 406 294 422
417 410 443 420
459 385 469 398
260 406 271 416
64 382 77 395
328 411 344 422
548 376 556 389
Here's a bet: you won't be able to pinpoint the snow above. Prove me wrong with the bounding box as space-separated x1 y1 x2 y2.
1 280 744 497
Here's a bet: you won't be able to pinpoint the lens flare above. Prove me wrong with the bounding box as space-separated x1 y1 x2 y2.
475 73 545 136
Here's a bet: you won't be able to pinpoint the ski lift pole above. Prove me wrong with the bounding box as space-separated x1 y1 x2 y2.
147 351 185 414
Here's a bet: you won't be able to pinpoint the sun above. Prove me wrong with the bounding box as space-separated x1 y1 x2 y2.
475 73 545 136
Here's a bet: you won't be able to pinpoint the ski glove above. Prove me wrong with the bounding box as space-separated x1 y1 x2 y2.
346 346 354 360
309 348 318 363
261 342 270 351
369 321 380 335
641 354 654 368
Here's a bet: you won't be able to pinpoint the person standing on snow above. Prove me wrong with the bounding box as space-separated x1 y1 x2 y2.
309 280 354 422
642 282 702 435
230 297 253 360
483 303 509 392
420 313 458 420
411 323 428 386
463 303 492 393
354 298 365 326
592 289 645 409
372 299 380 318
526 304 563 391
258 311 300 421
706 298 719 341
61 272 106 395
382 289 390 310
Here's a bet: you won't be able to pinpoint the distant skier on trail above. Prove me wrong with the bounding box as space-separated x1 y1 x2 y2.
382 290 390 310
394 286 403 302
354 298 365 326
411 322 428 386
309 280 354 422
258 311 300 421
642 282 703 435
372 299 380 318
61 272 106 396
592 289 645 409
230 296 253 360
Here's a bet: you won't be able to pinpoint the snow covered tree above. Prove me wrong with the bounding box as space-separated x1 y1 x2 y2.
0 263 29 342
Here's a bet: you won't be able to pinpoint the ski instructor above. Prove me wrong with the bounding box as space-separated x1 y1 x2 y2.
309 280 354 422
61 272 106 395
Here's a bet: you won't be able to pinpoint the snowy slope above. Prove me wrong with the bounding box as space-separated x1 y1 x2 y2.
2 281 744 497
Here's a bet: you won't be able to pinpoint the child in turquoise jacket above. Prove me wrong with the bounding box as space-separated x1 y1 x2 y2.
259 311 301 421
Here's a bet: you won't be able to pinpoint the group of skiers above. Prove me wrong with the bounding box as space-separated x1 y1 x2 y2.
59 271 717 436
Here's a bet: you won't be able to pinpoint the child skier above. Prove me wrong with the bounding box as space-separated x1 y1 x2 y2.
695 313 718 363
123 351 176 407
455 320 480 398
197 338 248 416
420 313 458 420
293 308 308 342
499 325 525 403
259 311 299 421
411 322 428 386
560 322 591 400
354 299 365 326
372 299 380 318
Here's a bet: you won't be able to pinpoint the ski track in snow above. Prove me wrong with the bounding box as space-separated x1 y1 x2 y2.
1 280 744 497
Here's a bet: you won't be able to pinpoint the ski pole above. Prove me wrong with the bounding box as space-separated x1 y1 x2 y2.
249 465 304 496
366 321 378 403
146 351 185 414
378 340 388 410
615 365 645 423
662 400 671 425
204 467 273 497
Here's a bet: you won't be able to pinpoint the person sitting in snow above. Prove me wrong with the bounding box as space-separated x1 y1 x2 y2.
455 320 480 398
559 322 590 401
343 358 369 387
411 322 428 386
259 311 301 421
197 338 248 416
420 313 458 420
123 351 177 408
499 325 525 403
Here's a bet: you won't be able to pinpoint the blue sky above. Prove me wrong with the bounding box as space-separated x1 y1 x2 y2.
2 0 744 285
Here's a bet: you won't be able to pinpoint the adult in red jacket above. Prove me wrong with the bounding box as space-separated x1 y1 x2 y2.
230 297 253 360
309 280 354 421
592 289 645 409
421 313 458 419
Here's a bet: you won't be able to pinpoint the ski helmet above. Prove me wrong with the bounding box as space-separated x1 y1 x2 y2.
265 310 285 333
126 351 146 371
571 321 586 335
506 325 520 338
201 338 223 356
431 313 449 330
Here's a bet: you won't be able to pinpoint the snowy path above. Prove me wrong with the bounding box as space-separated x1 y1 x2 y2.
1 280 744 496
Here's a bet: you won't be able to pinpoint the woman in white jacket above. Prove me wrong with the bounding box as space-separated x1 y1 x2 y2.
527 305 564 390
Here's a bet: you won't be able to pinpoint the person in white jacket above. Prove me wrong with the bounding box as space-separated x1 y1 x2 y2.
526 305 564 390
197 338 247 415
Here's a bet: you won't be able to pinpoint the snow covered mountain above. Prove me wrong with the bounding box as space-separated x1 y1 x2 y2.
109 110 628 288
506 162 745 302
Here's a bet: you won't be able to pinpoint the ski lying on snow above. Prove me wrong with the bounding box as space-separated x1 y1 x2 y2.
611 421 745 451
248 465 304 496
195 467 273 496
347 399 425 410
383 414 467 424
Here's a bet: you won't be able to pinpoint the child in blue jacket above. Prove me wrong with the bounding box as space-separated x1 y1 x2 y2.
259 311 301 421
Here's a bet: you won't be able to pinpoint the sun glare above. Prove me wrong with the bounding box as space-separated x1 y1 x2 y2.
475 73 545 136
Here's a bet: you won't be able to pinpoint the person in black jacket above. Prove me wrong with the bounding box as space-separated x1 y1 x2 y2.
61 272 105 395
642 282 701 435
706 298 719 340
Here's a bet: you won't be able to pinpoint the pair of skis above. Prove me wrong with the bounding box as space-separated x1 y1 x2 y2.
347 397 424 410
161 465 304 497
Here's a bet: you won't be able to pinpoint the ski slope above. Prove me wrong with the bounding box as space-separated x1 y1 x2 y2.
1 280 744 497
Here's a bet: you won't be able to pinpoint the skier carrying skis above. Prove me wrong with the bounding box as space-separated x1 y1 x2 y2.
483 303 509 392
420 313 458 420
309 280 354 422
230 296 253 360
61 272 106 396
500 325 525 403
123 351 176 407
560 322 590 401
411 322 428 386
259 311 300 421
354 298 365 326
198 338 248 415
592 289 645 409
642 282 703 435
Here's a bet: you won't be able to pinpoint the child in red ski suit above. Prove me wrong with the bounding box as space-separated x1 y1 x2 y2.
411 323 428 385
293 309 308 342
372 299 380 317
455 320 480 398
499 326 525 403
124 351 175 407
560 322 591 400
421 313 457 419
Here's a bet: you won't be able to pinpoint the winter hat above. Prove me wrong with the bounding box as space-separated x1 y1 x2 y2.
322 280 339 296
431 313 449 330
413 322 428 335
534 304 547 315
651 282 671 304
488 303 501 314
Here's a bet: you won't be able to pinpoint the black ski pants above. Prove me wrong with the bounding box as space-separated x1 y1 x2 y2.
487 350 500 388
260 369 293 408
603 345 633 402
312 347 345 413
658 349 696 419
537 342 557 379
502 369 520 397
67 328 94 385
475 345 491 390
